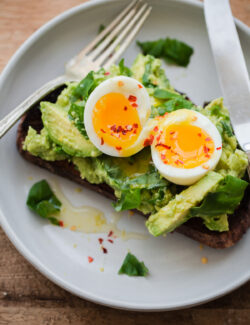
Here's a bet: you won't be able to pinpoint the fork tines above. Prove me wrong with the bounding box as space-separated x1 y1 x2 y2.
76 0 152 70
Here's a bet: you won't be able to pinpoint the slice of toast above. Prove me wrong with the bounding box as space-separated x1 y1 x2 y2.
16 88 250 248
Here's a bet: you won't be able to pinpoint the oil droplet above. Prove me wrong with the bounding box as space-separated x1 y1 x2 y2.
50 181 148 241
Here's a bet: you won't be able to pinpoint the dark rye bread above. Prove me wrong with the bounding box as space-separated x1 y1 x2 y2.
16 88 250 248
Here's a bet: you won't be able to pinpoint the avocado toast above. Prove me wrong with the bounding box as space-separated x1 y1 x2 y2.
17 55 250 248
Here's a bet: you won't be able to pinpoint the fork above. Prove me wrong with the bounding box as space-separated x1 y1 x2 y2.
0 0 152 139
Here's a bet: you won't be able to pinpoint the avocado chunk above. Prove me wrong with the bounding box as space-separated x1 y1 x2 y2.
146 171 223 236
41 102 101 158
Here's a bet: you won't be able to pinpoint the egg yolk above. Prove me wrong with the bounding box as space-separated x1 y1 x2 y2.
155 123 215 168
92 92 142 151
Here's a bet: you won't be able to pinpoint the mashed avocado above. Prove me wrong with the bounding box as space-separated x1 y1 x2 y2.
23 54 248 234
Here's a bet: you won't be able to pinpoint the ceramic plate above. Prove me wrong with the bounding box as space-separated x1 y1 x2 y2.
0 0 249 311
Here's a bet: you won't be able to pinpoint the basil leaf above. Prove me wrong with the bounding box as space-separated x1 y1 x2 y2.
113 188 141 212
118 59 132 76
71 71 94 102
190 175 248 217
137 38 194 67
68 102 88 139
118 252 149 276
26 180 61 225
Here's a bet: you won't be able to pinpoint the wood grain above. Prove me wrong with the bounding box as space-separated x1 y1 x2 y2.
0 0 250 324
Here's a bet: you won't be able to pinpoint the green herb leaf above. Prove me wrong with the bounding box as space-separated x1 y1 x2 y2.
164 38 193 67
118 252 149 276
113 188 141 212
137 38 194 67
68 102 88 139
157 97 194 115
98 24 105 34
220 120 233 137
71 71 94 102
26 180 61 224
118 59 132 76
190 175 248 217
153 88 180 100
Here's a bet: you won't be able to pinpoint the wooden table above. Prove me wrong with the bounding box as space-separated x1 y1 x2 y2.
0 0 249 323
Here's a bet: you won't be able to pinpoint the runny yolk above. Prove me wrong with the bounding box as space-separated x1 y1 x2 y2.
92 92 141 150
155 123 215 168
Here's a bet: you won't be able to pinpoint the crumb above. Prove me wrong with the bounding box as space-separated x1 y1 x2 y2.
70 225 77 231
28 176 33 180
100 267 104 272
199 244 203 250
73 244 77 248
201 257 208 264
75 187 82 193
129 210 134 216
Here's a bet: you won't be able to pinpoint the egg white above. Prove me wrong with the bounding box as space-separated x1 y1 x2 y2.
151 109 222 185
84 76 151 157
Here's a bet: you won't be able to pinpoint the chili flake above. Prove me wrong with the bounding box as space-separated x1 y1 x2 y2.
198 133 202 137
100 129 106 133
102 247 108 254
88 256 94 263
118 80 124 87
128 95 137 102
59 220 64 227
138 84 143 89
101 137 104 145
161 154 166 161
154 126 159 132
133 123 138 128
205 137 211 141
108 239 114 244
155 143 171 150
104 72 110 76
108 230 113 237
132 103 138 108
124 106 128 111
98 238 103 244
143 134 154 147
216 146 222 150
116 146 122 151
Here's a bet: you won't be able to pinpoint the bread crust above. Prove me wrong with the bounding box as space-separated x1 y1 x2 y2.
16 91 250 248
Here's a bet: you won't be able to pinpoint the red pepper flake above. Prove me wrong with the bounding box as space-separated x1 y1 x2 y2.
104 72 110 76
156 135 161 141
88 256 94 263
59 220 64 227
98 238 103 244
110 125 116 132
117 125 122 133
102 247 108 254
203 164 209 170
108 230 113 237
198 133 202 137
216 146 222 150
133 129 137 134
124 106 128 111
170 131 175 135
138 84 143 89
101 137 104 145
108 239 114 244
161 154 166 161
143 134 154 147
154 126 159 132
132 103 138 108
100 129 106 133
128 95 137 102
205 137 211 141
118 80 124 87
155 143 171 150
203 145 209 153
133 123 138 129
175 160 179 165
116 146 122 151
205 154 210 158
177 159 184 164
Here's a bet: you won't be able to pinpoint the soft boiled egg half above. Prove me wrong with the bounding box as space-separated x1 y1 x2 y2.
151 109 222 185
84 76 152 157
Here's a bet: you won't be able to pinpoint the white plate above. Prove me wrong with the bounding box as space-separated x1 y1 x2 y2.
0 0 249 311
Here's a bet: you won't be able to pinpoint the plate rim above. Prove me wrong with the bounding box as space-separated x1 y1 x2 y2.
0 0 249 311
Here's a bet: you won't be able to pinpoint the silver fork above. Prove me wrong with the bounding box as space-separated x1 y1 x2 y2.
0 0 152 139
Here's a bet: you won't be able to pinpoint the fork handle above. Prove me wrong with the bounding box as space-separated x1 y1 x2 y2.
0 75 67 139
